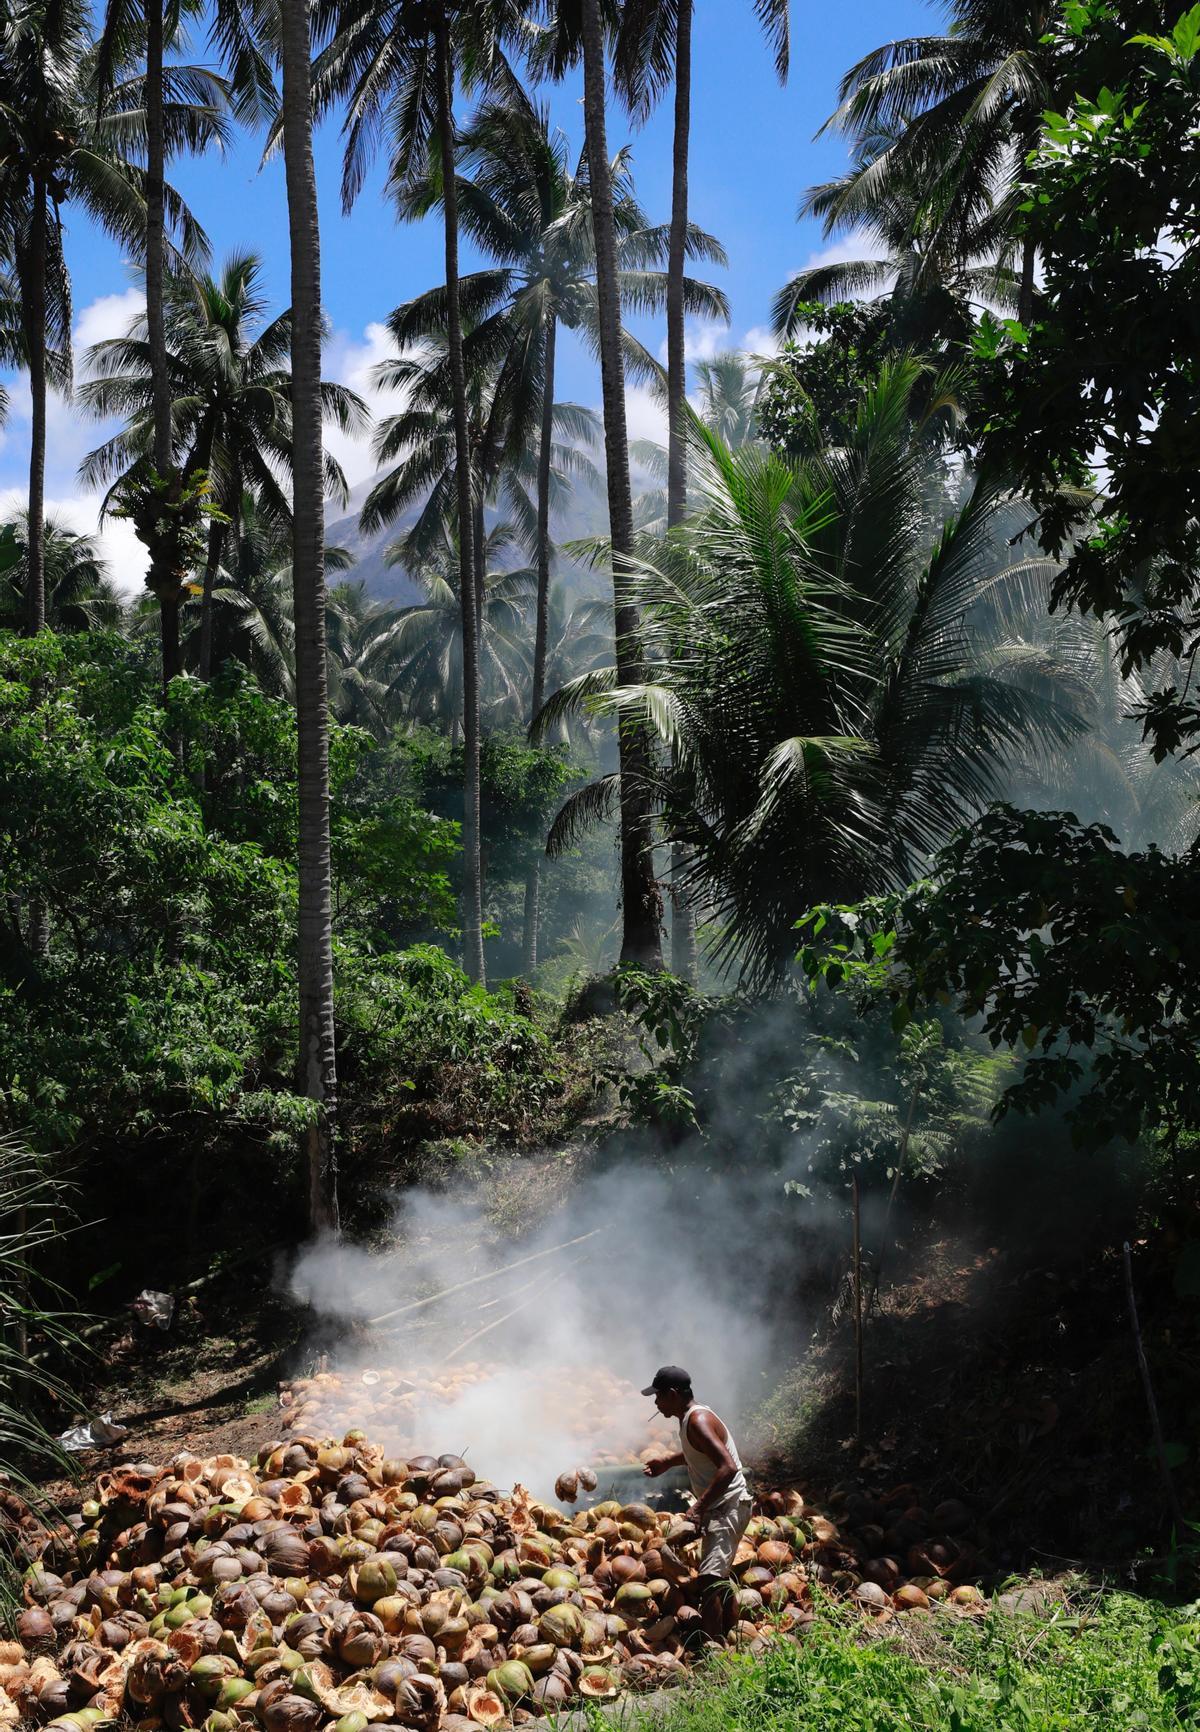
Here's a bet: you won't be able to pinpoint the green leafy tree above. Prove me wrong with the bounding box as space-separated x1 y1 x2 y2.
973 2 1200 764
757 300 967 460
799 803 1200 1152
0 633 460 1157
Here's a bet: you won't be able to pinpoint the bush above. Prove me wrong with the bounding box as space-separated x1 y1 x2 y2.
654 1590 1194 1732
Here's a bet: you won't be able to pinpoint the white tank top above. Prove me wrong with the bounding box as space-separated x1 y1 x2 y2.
678 1402 749 1504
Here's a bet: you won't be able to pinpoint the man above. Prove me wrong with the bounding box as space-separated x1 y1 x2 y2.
641 1365 753 1636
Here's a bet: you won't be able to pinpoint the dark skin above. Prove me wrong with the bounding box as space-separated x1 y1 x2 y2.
644 1387 740 1638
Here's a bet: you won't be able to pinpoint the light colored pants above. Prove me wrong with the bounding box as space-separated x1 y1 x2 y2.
698 1491 754 1582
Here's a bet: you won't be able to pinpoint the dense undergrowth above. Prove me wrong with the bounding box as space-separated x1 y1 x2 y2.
646 1590 1198 1732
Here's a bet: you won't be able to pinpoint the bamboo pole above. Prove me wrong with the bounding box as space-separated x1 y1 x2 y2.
439 1262 584 1366
366 1230 600 1326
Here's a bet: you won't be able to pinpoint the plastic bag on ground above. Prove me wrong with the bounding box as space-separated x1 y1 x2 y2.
58 1414 129 1452
131 1290 175 1331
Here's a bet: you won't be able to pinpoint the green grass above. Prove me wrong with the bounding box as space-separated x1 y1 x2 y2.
638 1588 1198 1732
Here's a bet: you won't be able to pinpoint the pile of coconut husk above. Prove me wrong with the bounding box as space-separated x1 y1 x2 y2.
280 1367 674 1471
1 1435 987 1732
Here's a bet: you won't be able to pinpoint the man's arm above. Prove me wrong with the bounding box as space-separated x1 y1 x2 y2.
643 1448 685 1478
685 1410 737 1525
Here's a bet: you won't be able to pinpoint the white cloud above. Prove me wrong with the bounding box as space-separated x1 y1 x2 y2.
1 374 114 498
657 319 740 367
0 484 149 594
800 232 876 273
742 325 781 360
322 320 394 489
623 382 668 447
73 287 143 356
776 230 895 325
0 286 141 504
656 318 780 369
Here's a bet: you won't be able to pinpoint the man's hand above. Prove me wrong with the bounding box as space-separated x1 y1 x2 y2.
642 1454 673 1478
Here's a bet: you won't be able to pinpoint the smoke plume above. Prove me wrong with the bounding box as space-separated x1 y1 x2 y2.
286 1158 820 1500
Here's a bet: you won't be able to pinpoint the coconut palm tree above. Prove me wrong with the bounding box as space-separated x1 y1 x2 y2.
280 0 339 1232
0 0 193 635
0 267 27 430
995 609 1200 856
324 579 402 735
163 500 356 700
526 0 666 968
816 0 1057 325
626 350 763 535
0 514 124 632
361 314 599 625
77 251 367 679
694 351 764 449
773 129 1019 343
605 342 759 978
94 0 231 680
535 586 613 749
373 522 535 734
312 0 523 986
95 1 226 434
396 85 727 724
612 0 785 531
539 364 1084 983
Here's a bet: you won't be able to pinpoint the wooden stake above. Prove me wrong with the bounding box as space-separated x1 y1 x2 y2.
1123 1241 1185 1531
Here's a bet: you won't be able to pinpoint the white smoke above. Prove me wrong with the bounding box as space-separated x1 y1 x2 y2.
285 1157 825 1500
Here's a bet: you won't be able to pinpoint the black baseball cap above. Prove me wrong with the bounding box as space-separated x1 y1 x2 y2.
642 1365 692 1396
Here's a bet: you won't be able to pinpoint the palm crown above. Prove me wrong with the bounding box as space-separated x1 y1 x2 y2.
78 251 366 518
541 364 1084 982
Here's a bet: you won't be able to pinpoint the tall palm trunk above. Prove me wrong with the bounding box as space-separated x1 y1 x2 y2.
579 0 663 969
523 314 558 976
665 0 691 532
146 1 170 475
23 175 48 638
1019 232 1036 326
281 0 339 1235
666 0 696 983
434 4 485 986
472 490 487 640
532 315 557 719
197 516 225 681
145 0 179 689
22 178 51 960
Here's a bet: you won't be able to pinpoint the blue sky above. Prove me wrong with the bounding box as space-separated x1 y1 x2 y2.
0 0 935 585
